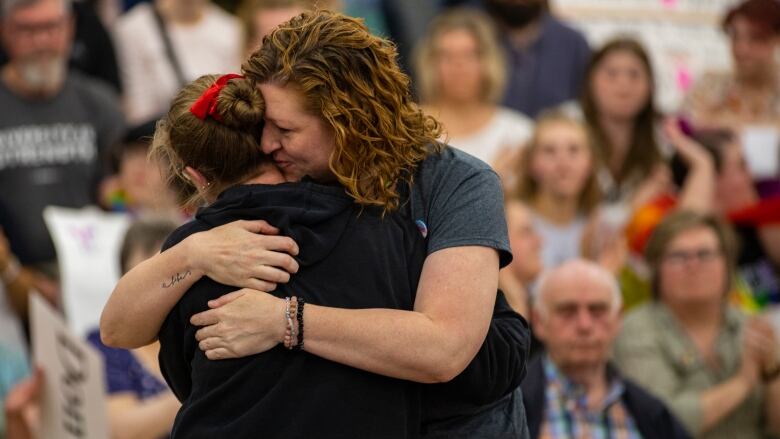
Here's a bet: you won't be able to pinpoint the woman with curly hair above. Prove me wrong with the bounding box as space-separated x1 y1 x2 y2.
101 10 529 439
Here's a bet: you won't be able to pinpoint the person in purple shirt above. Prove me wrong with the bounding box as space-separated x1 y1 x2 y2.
483 0 590 118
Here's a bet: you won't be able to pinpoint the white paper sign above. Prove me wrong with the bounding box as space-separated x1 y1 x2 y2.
43 206 130 337
31 293 109 439
741 126 780 179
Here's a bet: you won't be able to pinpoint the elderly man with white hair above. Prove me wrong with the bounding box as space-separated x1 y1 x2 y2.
520 259 690 439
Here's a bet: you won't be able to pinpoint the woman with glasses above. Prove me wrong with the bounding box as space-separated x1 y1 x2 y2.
613 211 780 439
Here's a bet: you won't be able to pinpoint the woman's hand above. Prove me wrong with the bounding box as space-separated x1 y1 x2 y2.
186 220 301 292
743 317 780 379
664 117 713 167
191 289 288 359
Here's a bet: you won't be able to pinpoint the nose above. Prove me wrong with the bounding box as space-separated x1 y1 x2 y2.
575 308 594 332
261 123 281 155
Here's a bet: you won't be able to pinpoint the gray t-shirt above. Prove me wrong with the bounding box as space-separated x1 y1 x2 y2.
409 146 512 268
532 213 587 268
0 71 124 265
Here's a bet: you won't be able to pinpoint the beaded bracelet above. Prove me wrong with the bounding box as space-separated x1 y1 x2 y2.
289 297 298 349
293 297 305 351
284 297 294 349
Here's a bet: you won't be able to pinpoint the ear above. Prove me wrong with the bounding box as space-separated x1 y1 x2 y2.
183 166 209 190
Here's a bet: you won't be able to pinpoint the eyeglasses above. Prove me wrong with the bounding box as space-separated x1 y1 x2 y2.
662 248 722 266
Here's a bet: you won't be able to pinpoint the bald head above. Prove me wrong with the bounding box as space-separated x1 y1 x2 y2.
531 259 623 373
534 259 621 316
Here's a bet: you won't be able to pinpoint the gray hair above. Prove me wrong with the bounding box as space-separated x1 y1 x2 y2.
1 0 71 19
532 259 622 317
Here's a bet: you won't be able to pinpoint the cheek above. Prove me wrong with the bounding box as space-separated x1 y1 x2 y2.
591 75 612 103
570 154 593 182
530 156 553 181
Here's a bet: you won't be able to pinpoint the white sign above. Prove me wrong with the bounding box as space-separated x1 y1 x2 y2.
43 206 130 337
31 293 109 439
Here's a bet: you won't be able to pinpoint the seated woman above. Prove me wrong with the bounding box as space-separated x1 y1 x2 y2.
580 38 667 210
514 110 605 269
614 211 780 439
413 7 532 174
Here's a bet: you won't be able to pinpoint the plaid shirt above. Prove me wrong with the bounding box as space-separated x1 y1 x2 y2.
539 356 643 439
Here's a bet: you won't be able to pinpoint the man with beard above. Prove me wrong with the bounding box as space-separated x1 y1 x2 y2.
483 0 590 118
0 0 124 321
521 260 691 439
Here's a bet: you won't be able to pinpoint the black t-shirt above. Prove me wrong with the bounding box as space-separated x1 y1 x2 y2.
158 181 426 439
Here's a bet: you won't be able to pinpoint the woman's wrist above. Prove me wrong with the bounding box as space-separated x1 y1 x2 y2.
180 234 206 279
276 296 289 344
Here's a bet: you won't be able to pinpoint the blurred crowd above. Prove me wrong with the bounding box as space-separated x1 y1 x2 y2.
0 0 779 438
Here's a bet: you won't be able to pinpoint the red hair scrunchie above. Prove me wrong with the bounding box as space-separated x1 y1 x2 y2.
189 73 244 122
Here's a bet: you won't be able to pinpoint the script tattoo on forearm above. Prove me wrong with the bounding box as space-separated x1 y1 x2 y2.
161 270 192 288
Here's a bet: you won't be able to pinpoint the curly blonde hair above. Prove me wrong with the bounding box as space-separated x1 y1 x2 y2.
149 74 267 209
243 9 443 212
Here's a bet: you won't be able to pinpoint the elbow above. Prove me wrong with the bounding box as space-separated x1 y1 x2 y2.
427 363 466 384
422 345 476 383
99 312 135 349
99 322 122 348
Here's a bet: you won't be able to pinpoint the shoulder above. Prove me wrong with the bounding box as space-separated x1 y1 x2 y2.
203 4 241 30
622 376 673 416
622 377 692 439
66 71 121 112
495 107 533 129
616 303 664 349
413 146 504 211
542 15 589 47
116 3 154 33
417 145 500 182
622 302 660 329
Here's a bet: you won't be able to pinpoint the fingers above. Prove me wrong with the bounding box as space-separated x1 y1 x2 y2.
5 369 43 412
258 248 300 273
251 235 300 258
207 290 247 308
195 325 216 342
664 117 683 139
205 348 234 360
251 265 292 285
190 309 221 327
240 278 278 292
236 219 279 236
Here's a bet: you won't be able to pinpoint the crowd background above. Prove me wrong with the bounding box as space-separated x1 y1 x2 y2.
0 0 779 437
